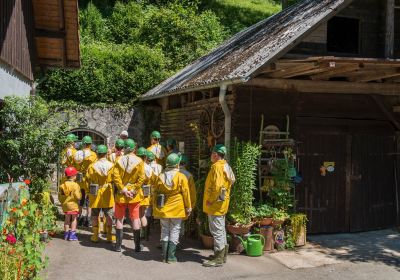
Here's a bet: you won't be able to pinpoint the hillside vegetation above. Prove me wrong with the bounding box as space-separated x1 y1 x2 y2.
38 0 282 104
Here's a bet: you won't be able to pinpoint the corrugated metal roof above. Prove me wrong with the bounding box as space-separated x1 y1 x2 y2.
141 0 353 101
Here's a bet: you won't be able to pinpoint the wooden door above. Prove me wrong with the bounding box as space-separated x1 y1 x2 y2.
350 135 397 232
296 126 348 233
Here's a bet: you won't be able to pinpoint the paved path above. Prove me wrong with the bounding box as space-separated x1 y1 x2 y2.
43 226 400 280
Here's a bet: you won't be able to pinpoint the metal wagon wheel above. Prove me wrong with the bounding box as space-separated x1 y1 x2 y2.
199 109 211 138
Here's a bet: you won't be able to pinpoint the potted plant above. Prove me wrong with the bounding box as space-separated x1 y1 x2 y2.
253 203 275 226
227 141 261 234
289 213 307 246
195 178 214 249
271 209 289 226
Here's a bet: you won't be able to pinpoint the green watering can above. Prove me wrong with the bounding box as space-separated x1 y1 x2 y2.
237 234 265 257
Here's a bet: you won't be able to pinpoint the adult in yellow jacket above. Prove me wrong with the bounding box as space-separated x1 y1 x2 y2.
85 145 115 243
58 166 82 241
61 134 78 168
74 135 97 226
203 144 235 267
147 131 167 166
113 139 145 252
152 153 192 263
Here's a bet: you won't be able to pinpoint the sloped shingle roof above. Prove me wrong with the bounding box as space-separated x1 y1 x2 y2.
141 0 353 101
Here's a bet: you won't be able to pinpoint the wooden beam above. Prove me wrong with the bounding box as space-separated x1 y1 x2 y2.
370 95 400 131
310 63 361 80
385 0 395 58
393 106 400 113
247 78 400 96
267 62 319 78
35 29 66 39
348 69 400 82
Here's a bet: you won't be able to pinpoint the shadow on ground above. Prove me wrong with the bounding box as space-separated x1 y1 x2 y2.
308 228 400 270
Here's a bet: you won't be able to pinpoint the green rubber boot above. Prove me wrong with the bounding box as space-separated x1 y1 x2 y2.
223 244 229 263
161 241 169 263
203 248 224 267
167 241 177 263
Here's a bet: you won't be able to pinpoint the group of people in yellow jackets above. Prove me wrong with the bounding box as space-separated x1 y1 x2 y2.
59 130 235 267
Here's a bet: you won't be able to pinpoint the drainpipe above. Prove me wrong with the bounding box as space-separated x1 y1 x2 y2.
219 83 231 160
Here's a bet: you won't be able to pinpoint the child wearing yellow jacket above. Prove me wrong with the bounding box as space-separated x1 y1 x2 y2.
152 153 192 263
58 167 82 241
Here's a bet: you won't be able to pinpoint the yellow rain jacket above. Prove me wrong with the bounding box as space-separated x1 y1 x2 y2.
85 158 115 209
140 163 154 207
147 144 167 166
152 168 191 219
61 146 76 167
150 161 163 176
58 180 82 212
113 153 145 204
203 160 236 216
180 167 196 208
74 148 97 191
108 150 124 163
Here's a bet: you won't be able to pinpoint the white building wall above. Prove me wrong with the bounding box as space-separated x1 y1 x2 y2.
0 61 32 99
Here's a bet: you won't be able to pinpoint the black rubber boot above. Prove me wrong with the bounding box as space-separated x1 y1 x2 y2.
167 241 177 263
114 229 123 252
161 241 168 262
134 230 142 252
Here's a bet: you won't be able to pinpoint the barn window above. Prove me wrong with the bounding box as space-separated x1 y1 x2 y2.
327 17 360 54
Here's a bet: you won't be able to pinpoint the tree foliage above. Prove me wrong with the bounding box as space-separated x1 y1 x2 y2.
0 97 73 187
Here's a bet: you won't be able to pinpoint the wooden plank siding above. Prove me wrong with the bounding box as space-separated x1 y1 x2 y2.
289 0 387 58
160 94 235 176
233 85 398 233
0 0 36 80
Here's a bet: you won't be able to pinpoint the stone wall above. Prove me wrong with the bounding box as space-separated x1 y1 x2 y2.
65 105 161 148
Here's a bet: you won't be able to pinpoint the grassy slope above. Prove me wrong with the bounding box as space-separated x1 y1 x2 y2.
200 0 282 34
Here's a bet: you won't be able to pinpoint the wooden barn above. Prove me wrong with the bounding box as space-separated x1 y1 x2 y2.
0 0 80 99
141 0 400 233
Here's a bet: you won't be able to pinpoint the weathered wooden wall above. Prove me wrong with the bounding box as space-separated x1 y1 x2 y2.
160 94 234 175
234 86 399 233
0 0 35 80
290 0 388 58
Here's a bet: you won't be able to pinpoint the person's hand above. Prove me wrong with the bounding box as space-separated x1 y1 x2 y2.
186 208 192 216
122 188 132 198
206 200 213 207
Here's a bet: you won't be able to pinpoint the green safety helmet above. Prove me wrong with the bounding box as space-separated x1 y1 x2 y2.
115 139 125 149
146 150 155 161
213 144 227 155
82 135 92 144
180 154 188 165
97 144 108 154
66 133 77 142
136 147 147 157
151 130 161 139
166 153 181 167
124 139 136 152
166 138 177 147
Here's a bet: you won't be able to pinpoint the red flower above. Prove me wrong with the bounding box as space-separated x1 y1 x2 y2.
6 234 17 245
23 179 31 185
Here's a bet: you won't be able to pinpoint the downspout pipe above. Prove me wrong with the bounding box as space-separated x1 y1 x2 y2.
219 83 231 160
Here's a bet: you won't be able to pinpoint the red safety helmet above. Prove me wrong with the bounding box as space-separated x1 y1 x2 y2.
65 166 78 177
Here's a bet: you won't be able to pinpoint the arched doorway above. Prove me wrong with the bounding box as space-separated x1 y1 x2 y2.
69 128 106 146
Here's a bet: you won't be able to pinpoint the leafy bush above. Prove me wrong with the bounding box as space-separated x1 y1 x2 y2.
228 141 261 225
109 1 143 44
38 43 169 104
0 96 72 190
253 203 276 219
80 2 111 43
140 3 227 70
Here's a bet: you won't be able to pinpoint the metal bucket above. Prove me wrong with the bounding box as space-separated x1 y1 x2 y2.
76 172 83 183
157 194 165 208
142 185 151 197
89 184 99 196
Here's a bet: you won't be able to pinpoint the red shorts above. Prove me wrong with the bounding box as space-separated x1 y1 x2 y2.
115 202 140 220
65 211 79 215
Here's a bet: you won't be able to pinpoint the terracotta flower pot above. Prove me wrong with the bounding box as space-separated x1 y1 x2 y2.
200 234 214 249
271 219 284 227
258 218 273 226
226 223 254 235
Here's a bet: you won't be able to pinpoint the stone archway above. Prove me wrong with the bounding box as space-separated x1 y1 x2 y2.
69 128 106 146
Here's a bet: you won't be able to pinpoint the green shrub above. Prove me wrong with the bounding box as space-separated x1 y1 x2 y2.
38 43 169 104
80 2 111 43
109 1 143 44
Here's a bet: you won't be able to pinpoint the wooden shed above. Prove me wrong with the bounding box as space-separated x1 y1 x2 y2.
0 0 80 98
142 0 400 233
